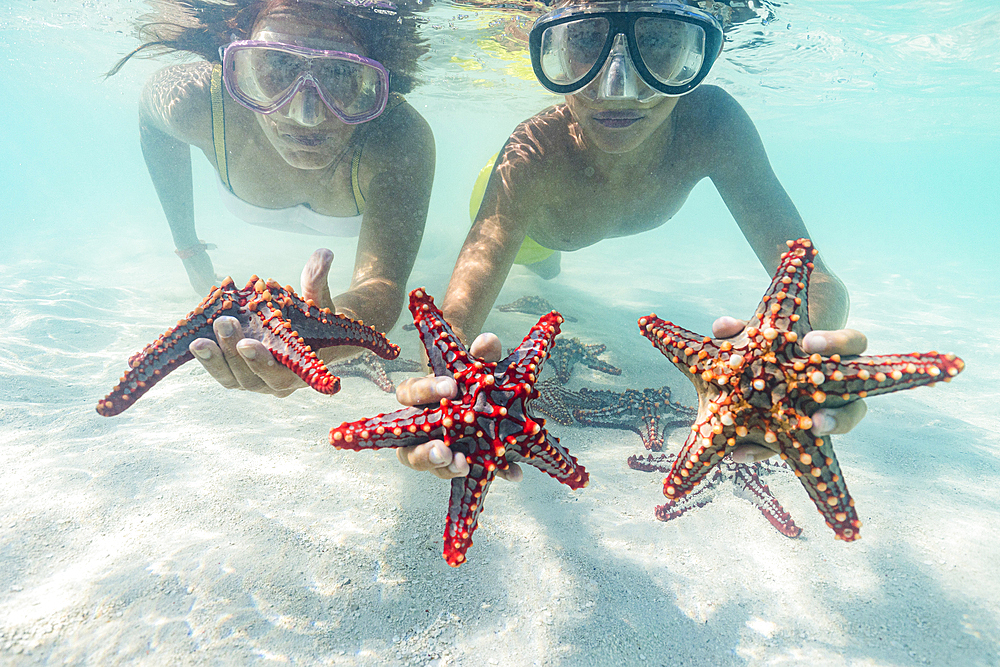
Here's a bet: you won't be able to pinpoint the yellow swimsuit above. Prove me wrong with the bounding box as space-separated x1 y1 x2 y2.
469 151 555 266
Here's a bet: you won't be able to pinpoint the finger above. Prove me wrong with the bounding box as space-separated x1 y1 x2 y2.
731 444 777 464
802 329 868 357
441 452 470 479
301 248 335 310
212 316 266 390
189 337 241 389
811 400 868 436
396 375 457 407
235 338 305 394
712 316 746 339
469 333 502 362
496 461 523 483
396 442 470 479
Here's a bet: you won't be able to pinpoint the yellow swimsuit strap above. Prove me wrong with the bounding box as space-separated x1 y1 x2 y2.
210 64 232 192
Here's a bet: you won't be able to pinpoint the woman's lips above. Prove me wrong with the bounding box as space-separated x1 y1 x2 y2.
592 113 642 129
283 133 328 146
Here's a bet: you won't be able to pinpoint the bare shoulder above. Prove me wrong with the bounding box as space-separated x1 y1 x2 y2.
364 100 435 166
674 85 757 140
500 105 574 183
139 61 214 148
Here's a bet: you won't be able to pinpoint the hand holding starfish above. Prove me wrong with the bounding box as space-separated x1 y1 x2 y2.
394 333 524 482
711 316 870 463
189 248 342 396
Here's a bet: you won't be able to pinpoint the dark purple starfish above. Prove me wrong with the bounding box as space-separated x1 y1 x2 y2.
572 386 697 452
548 338 622 384
328 351 423 393
629 453 802 538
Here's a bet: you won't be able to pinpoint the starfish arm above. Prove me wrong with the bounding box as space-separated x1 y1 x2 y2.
627 453 675 473
781 431 860 540
585 358 623 376
443 467 496 567
639 316 720 375
654 483 717 522
329 352 395 393
533 380 578 426
506 432 589 489
330 406 444 451
255 305 342 395
552 359 573 384
662 422 730 500
96 290 236 416
409 288 474 378
801 352 967 409
501 312 563 379
731 463 802 538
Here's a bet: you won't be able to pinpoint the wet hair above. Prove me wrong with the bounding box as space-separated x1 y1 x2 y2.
108 0 428 93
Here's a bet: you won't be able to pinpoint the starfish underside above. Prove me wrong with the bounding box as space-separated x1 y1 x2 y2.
330 288 589 566
97 276 399 416
638 238 965 541
628 453 802 538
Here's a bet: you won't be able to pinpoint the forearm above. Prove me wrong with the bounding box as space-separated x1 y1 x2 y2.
333 278 405 334
139 119 198 248
442 236 520 346
807 267 850 332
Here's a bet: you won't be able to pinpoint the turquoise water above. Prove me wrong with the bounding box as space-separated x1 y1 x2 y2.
1 1 998 665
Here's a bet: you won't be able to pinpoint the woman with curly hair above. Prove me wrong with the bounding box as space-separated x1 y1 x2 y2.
111 0 434 396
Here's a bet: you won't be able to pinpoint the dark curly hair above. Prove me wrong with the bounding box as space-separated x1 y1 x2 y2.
108 0 428 94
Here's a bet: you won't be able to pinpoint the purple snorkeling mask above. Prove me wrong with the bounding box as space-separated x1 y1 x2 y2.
219 40 390 124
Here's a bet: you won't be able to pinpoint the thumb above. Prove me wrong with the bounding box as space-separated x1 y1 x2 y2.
301 248 335 310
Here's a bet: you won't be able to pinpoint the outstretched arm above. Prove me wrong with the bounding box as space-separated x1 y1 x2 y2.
702 88 867 448
139 63 218 294
704 87 849 331
441 142 532 344
332 103 435 340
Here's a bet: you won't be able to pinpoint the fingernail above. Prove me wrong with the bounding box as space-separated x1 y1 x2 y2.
812 412 836 435
216 319 235 337
732 450 752 464
435 377 454 395
428 446 446 465
191 346 211 361
239 344 257 361
805 332 828 354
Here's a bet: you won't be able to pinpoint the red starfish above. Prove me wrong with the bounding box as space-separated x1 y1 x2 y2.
638 238 965 541
97 276 399 416
330 288 589 567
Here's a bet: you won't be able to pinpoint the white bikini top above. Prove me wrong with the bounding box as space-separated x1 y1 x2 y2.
215 177 363 237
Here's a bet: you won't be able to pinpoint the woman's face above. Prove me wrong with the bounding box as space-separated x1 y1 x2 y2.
250 10 366 170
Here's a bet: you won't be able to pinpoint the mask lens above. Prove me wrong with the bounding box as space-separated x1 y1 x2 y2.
314 58 386 119
231 46 302 107
539 17 610 86
634 17 706 87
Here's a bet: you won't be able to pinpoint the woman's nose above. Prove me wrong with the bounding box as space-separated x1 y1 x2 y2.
283 81 327 126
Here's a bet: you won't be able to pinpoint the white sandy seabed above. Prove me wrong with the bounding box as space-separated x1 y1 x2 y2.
1 159 999 666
